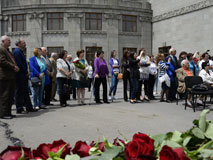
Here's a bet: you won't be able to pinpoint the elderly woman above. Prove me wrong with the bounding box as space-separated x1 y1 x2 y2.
29 48 50 110
72 49 88 105
56 50 72 107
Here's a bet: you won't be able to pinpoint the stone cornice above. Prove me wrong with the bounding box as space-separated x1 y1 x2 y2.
42 30 69 34
81 31 107 35
29 12 44 19
6 31 30 36
66 13 84 19
139 16 152 22
153 0 213 22
119 32 141 36
103 13 121 20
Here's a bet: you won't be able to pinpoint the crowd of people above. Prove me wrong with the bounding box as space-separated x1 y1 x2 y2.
0 35 212 119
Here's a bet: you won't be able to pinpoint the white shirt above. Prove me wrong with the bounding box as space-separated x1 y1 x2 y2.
198 60 213 72
149 62 157 75
88 65 93 78
199 69 213 84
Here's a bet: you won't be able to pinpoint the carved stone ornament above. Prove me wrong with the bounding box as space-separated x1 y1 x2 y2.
153 0 213 22
29 12 44 19
0 15 9 21
139 16 152 22
103 14 121 20
81 30 107 35
42 30 69 34
6 31 30 36
67 13 84 19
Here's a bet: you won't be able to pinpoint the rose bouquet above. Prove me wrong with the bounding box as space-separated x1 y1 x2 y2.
1 109 213 160
73 60 86 70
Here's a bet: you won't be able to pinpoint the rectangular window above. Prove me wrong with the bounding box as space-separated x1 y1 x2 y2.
122 15 137 32
12 14 26 32
158 46 171 57
86 47 102 64
47 47 64 56
47 13 64 30
85 13 102 30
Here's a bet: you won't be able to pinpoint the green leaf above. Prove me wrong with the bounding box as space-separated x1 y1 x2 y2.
171 130 182 143
48 152 56 158
192 128 205 139
205 123 213 140
199 149 213 160
193 119 199 127
99 146 122 160
103 136 113 149
18 148 25 160
56 144 67 157
183 137 191 147
199 109 210 132
152 134 166 147
65 155 80 160
89 147 103 155
161 140 182 149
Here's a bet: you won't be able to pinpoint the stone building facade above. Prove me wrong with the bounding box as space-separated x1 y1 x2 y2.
150 0 213 55
0 0 152 62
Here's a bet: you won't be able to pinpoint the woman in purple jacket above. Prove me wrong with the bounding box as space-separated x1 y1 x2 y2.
94 50 110 104
109 50 120 100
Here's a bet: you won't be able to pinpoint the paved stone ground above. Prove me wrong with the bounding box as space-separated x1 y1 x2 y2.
0 82 213 151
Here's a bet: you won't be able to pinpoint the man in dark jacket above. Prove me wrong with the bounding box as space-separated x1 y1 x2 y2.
165 48 178 102
13 38 36 113
0 36 19 119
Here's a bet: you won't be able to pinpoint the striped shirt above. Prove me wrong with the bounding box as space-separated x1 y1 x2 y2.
158 60 169 77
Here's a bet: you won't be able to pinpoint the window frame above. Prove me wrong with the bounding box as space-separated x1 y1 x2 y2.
47 13 64 30
85 13 102 30
12 14 26 32
122 15 137 32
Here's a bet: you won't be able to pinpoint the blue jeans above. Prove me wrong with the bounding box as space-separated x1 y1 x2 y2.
32 83 45 107
109 74 119 96
130 77 138 99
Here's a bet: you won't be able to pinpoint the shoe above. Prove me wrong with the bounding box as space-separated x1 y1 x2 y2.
130 100 135 104
96 101 103 104
52 98 57 102
16 110 28 114
61 104 66 107
34 106 40 110
104 101 110 104
144 95 149 101
113 96 118 100
160 99 165 102
187 100 192 107
124 99 128 102
9 114 16 118
108 96 112 100
81 101 87 105
166 100 172 103
0 115 13 119
27 108 38 112
197 99 204 106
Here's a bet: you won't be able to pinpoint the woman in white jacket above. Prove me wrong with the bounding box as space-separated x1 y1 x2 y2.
199 61 213 84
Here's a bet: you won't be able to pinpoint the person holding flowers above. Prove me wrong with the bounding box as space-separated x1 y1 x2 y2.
72 49 88 105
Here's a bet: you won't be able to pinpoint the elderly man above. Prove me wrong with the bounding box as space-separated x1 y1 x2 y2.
0 36 19 119
176 60 193 106
41 47 53 106
13 38 36 113
165 48 178 102
50 52 58 101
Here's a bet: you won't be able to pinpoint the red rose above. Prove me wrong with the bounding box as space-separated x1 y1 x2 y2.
160 145 190 160
72 141 91 157
113 138 125 146
0 146 32 160
125 133 156 160
32 139 71 159
90 141 105 152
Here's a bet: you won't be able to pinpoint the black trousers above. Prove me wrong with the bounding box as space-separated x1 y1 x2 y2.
137 79 149 99
95 77 108 102
148 74 156 98
72 87 76 99
123 72 131 101
15 78 33 111
57 77 68 106
168 77 178 101
0 79 16 117
88 78 93 91
43 77 52 105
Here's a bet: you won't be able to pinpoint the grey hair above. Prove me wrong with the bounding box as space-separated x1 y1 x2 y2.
181 59 188 67
15 38 24 46
1 35 9 42
67 54 72 58
41 47 47 51
51 52 58 58
169 48 175 54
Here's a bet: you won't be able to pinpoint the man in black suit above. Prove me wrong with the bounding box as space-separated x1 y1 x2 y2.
165 48 178 102
13 38 36 114
0 36 19 119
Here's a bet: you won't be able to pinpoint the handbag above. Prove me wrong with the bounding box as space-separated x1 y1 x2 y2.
31 77 42 87
63 84 72 95
80 76 89 84
117 73 123 80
